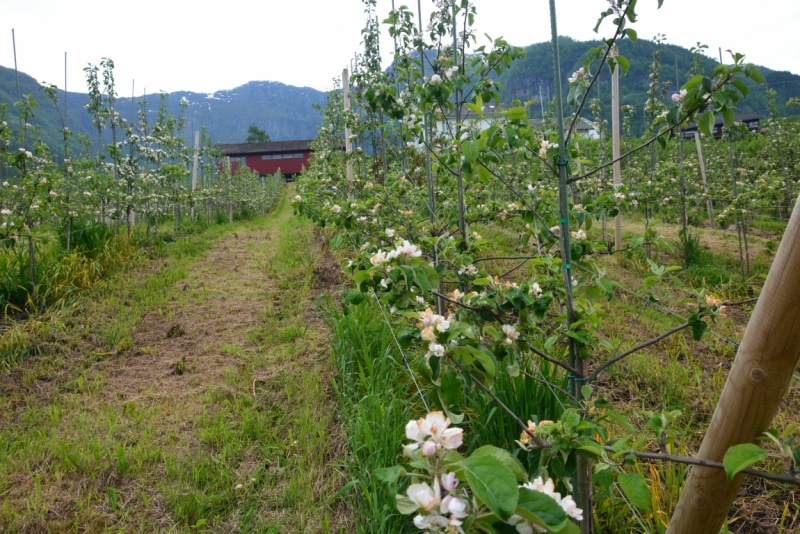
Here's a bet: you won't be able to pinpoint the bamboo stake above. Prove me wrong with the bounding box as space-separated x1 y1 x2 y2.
611 44 622 251
65 51 71 252
694 132 715 227
191 130 199 220
417 0 442 315
452 0 467 251
548 2 591 531
667 193 800 533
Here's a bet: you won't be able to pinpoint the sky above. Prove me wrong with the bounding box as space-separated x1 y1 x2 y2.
1 0 798 97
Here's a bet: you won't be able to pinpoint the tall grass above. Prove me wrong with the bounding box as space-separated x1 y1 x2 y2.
466 360 567 471
323 298 424 534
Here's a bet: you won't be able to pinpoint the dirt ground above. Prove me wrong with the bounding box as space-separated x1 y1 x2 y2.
0 195 351 533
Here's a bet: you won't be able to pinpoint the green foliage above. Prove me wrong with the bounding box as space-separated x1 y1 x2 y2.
324 299 422 533
722 443 768 480
497 37 800 132
244 124 270 143
687 265 732 287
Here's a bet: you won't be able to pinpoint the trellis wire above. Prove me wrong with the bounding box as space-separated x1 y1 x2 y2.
613 481 650 533
372 291 430 412
573 262 744 350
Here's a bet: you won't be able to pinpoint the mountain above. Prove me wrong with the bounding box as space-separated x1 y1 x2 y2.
168 82 327 143
496 37 800 131
2 36 799 157
0 65 327 156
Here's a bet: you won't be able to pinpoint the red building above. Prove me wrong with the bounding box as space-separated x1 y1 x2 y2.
218 140 314 179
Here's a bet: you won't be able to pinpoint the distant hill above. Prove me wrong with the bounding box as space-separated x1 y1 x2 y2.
2 36 799 157
497 37 800 131
0 65 327 156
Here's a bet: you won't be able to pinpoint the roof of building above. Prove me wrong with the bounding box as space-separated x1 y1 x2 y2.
439 103 509 122
530 117 597 131
684 112 762 130
219 140 314 156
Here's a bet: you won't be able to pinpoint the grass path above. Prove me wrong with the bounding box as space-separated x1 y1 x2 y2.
0 189 351 533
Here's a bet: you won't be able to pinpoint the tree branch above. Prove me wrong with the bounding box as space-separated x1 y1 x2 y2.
589 322 691 382
619 449 800 487
564 2 633 146
567 121 682 184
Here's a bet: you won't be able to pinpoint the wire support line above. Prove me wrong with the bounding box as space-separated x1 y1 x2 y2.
572 262 744 350
372 291 430 412
613 481 650 533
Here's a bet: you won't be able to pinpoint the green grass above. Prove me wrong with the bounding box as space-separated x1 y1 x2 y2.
323 298 425 534
0 188 352 532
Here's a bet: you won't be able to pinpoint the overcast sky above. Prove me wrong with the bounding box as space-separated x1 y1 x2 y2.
2 0 798 97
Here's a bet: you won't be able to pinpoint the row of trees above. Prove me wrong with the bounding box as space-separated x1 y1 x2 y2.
0 58 284 310
294 0 799 533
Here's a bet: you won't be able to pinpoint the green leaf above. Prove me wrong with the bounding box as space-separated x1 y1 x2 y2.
593 464 614 490
331 478 360 501
440 372 464 406
722 107 735 129
745 65 764 84
699 111 715 137
471 445 528 483
516 488 569 532
473 277 492 286
616 55 630 76
683 75 704 90
395 494 420 515
466 345 497 377
476 164 492 184
438 389 465 424
625 28 638 42
462 140 479 163
504 106 528 121
466 102 484 116
730 79 749 98
412 267 431 293
617 472 650 511
353 270 372 286
463 455 519 521
375 466 405 486
723 443 768 481
689 314 708 341
577 439 603 459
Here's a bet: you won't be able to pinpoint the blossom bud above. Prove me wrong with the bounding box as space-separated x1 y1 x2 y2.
421 440 440 456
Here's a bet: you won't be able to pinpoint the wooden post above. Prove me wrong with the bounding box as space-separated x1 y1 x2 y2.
667 193 800 533
342 68 354 198
191 130 199 220
28 234 36 290
226 157 233 223
694 132 715 227
611 44 622 251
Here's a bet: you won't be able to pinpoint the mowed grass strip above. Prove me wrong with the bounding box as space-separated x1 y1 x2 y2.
0 189 352 533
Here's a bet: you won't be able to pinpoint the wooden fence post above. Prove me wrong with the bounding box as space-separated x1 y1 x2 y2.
694 132 715 227
343 68 354 199
667 193 800 533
